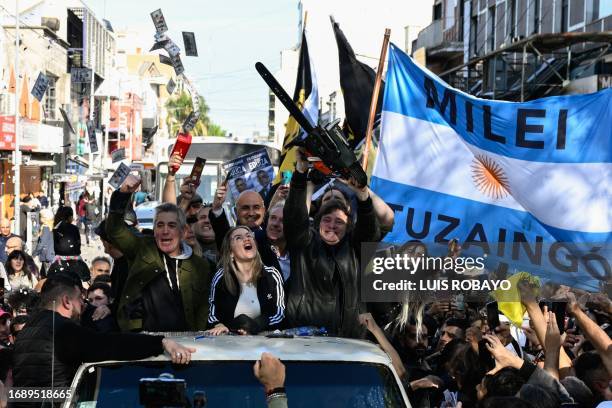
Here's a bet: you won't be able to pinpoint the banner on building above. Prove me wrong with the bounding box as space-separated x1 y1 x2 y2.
31 72 49 102
371 44 611 291
71 68 92 84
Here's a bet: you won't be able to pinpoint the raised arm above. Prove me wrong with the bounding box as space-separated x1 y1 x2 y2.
568 293 612 376
368 189 395 233
177 176 197 213
360 312 406 379
283 151 312 249
106 175 142 260
519 281 573 374
209 184 230 250
162 154 184 205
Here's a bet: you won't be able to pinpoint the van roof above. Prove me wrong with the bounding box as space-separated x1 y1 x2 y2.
85 335 393 365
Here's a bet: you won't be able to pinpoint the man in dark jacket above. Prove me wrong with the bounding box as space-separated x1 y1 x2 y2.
94 220 129 303
283 151 380 338
209 185 283 273
106 175 212 332
0 218 17 264
12 272 195 399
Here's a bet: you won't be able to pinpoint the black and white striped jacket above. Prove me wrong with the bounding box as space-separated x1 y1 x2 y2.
208 265 285 332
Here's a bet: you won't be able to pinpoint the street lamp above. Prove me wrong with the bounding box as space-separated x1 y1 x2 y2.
13 0 21 235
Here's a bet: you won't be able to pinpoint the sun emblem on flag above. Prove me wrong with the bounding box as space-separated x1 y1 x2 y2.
471 155 511 199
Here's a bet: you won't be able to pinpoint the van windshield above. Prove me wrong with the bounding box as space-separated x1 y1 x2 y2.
158 162 220 204
73 360 406 407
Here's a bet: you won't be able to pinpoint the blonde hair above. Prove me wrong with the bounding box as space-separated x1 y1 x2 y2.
219 226 263 296
39 209 54 236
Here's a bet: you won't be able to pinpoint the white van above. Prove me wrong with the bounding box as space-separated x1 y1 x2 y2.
67 335 411 407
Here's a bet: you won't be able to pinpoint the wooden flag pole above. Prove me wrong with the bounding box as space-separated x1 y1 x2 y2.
362 28 391 172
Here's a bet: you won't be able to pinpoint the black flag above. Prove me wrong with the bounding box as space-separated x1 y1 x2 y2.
331 17 384 150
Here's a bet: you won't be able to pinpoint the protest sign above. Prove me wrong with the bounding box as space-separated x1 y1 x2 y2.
222 149 274 200
182 32 198 56
108 162 131 189
111 148 126 163
150 9 168 33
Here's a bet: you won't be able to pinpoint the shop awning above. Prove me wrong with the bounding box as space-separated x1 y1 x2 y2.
25 160 57 167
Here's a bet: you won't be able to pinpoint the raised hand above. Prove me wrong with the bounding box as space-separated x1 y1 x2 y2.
168 153 184 175
212 185 228 211
179 176 197 202
253 352 286 393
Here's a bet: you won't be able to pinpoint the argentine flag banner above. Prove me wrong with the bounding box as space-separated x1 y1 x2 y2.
371 44 611 291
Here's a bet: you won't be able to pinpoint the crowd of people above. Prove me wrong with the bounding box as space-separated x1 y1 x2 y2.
0 148 607 408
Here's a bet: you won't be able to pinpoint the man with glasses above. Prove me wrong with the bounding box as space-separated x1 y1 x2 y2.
208 185 286 275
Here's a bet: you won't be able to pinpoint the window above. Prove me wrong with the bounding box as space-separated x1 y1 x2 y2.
44 73 58 120
488 6 496 52
561 0 569 31
73 361 406 408
470 15 478 56
445 0 457 30
533 0 540 34
433 3 442 20
601 0 612 19
509 0 517 38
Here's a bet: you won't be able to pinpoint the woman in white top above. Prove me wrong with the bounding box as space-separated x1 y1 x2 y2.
207 226 285 335
6 250 38 290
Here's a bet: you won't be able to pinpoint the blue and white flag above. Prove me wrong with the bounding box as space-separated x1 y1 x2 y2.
371 44 611 290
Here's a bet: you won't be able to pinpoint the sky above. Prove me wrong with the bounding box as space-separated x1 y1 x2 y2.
87 0 300 138
86 0 433 138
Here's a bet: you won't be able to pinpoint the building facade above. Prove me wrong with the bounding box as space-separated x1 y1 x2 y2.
414 0 612 100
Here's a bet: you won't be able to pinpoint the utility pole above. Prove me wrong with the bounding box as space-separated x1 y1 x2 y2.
88 44 95 175
13 0 21 235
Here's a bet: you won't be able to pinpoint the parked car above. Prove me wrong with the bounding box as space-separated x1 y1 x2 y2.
134 201 158 231
67 335 410 407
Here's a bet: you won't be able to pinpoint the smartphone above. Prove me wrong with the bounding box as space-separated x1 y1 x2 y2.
486 301 500 331
550 301 567 334
478 339 495 370
539 300 567 334
189 157 206 186
281 170 293 185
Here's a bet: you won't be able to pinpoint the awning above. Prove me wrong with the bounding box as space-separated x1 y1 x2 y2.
25 160 57 167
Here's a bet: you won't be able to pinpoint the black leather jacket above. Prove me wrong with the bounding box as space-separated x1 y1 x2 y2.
283 171 380 338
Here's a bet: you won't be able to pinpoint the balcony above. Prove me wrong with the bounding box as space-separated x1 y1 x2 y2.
415 19 463 59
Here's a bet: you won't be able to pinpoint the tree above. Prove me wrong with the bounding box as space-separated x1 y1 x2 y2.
165 91 226 136
206 123 227 137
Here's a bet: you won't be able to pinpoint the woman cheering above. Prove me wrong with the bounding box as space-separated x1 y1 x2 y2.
6 250 38 290
207 226 285 335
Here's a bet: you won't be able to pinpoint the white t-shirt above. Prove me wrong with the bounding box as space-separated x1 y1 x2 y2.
234 282 261 319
